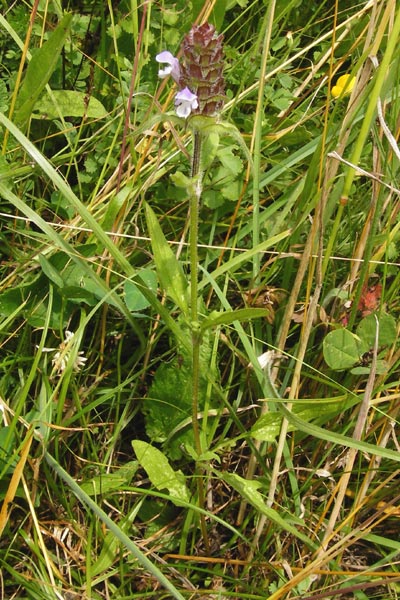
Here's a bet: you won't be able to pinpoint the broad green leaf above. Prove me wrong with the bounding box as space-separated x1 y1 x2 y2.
219 176 242 201
351 360 389 375
356 312 397 348
37 247 118 308
0 287 25 318
143 325 218 459
124 269 158 312
32 90 107 120
170 171 193 188
323 328 367 370
25 289 72 329
221 472 317 550
192 0 205 21
80 461 138 496
251 411 297 441
218 144 243 177
0 273 72 329
227 0 249 7
251 396 355 442
145 202 189 314
201 132 220 171
38 253 64 288
14 13 73 127
132 440 190 506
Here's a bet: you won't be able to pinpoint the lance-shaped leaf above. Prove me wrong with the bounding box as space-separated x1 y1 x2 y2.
132 441 190 506
32 90 107 120
14 13 73 128
145 202 189 314
220 472 317 551
201 307 270 332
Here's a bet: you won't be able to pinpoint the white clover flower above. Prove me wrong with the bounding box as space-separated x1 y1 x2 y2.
40 330 87 375
174 86 199 119
156 51 181 82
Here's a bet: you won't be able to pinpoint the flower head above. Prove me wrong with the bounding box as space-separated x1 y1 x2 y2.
156 22 225 119
40 330 87 375
174 86 199 118
156 51 180 83
331 73 355 98
180 22 225 116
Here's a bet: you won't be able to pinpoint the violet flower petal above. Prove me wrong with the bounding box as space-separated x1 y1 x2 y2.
155 51 180 82
174 87 199 118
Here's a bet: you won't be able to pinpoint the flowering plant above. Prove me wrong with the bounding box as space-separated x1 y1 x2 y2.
40 330 87 375
331 73 356 98
156 22 225 119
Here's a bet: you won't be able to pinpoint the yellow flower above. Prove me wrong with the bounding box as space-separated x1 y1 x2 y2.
331 73 356 98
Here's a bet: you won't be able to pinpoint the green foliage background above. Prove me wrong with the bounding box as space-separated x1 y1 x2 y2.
0 0 399 598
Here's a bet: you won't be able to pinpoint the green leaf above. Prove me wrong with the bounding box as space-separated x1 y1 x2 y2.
221 472 317 550
201 132 220 171
218 144 243 177
132 441 190 506
124 269 158 312
277 402 400 463
356 312 397 348
209 0 228 30
38 253 64 288
219 176 241 201
14 13 73 127
227 0 249 7
251 396 355 442
351 360 388 375
143 327 218 459
32 90 107 120
170 171 193 188
0 270 73 329
323 328 368 370
201 307 269 331
251 411 296 441
101 187 131 231
37 247 118 308
144 352 197 457
0 287 26 318
145 202 189 314
80 462 138 496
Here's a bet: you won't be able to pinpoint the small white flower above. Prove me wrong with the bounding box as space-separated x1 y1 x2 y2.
40 330 87 375
156 51 181 82
256 351 274 370
174 87 198 118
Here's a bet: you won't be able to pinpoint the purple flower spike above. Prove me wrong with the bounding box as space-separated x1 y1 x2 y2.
180 23 225 116
174 87 199 119
156 51 181 83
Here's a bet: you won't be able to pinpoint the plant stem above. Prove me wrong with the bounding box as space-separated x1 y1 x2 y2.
190 130 202 325
251 1 275 287
189 129 209 552
190 132 202 452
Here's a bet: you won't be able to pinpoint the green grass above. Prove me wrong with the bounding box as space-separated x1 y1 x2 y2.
0 0 399 598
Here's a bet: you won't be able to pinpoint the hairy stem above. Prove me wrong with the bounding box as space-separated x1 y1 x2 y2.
189 129 209 552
